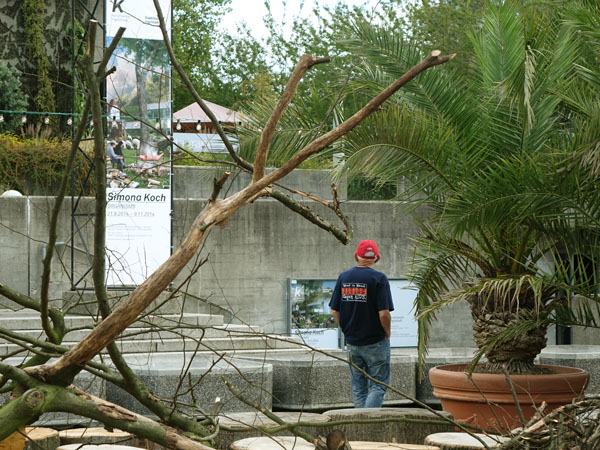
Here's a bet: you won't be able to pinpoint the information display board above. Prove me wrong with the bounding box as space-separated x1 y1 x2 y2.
288 279 340 349
288 278 418 349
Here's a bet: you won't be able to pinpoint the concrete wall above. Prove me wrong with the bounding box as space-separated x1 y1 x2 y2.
0 191 472 347
0 166 465 346
173 167 347 201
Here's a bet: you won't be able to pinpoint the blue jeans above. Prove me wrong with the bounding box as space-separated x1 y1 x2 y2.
348 338 390 408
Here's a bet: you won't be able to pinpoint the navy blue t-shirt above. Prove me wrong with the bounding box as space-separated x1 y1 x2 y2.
329 266 394 346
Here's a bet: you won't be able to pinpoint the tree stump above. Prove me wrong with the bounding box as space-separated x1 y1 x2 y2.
322 408 454 444
58 429 146 448
213 411 330 450
424 433 509 449
57 445 145 450
0 428 26 450
230 436 441 450
24 428 59 450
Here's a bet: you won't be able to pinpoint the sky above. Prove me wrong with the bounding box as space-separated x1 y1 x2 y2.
219 0 382 39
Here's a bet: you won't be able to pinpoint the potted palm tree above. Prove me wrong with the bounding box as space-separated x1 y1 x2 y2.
333 0 599 431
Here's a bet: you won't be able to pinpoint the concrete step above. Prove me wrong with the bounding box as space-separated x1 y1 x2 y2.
0 311 225 331
61 290 208 315
0 334 304 357
6 323 262 342
0 308 303 359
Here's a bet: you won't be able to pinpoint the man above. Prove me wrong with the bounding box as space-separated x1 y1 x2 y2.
329 239 394 408
106 140 124 170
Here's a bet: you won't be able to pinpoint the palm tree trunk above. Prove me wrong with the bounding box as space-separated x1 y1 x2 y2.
470 298 548 374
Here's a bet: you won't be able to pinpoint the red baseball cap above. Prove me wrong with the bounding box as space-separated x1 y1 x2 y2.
355 239 380 262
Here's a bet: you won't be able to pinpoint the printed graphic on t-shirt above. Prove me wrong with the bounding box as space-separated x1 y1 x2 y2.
341 282 367 302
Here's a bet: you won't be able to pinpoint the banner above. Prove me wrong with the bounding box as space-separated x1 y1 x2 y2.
106 189 170 286
107 0 171 40
105 0 172 286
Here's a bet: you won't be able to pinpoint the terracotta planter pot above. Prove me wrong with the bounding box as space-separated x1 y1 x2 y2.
429 363 589 432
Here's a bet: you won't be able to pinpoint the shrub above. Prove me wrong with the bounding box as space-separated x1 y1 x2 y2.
0 133 93 195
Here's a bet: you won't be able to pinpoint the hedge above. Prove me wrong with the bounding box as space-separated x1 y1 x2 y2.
0 133 93 195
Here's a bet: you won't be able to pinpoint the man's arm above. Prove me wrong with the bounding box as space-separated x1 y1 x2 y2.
379 309 391 339
331 309 340 326
107 145 117 159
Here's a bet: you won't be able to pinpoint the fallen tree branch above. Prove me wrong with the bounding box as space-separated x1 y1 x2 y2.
0 382 213 450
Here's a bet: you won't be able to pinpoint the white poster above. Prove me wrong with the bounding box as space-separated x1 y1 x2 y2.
389 279 418 347
289 279 341 349
105 188 170 286
107 0 171 40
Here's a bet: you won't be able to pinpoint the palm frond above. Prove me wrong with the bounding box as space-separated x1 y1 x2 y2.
333 105 460 203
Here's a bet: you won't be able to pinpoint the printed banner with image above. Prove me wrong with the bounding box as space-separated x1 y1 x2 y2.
105 0 172 286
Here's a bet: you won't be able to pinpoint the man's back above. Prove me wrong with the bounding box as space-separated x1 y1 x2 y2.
330 265 393 345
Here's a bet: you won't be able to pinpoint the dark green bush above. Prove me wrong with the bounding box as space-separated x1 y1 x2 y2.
0 133 93 195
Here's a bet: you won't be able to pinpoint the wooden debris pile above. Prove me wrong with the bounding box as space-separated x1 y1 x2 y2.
500 399 600 449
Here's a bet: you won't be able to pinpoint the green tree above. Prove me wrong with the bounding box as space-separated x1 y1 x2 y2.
335 0 600 374
22 0 56 116
172 0 232 110
0 61 28 133
402 0 486 61
233 1 409 169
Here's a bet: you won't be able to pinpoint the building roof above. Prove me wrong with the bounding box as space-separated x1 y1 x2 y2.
173 100 242 123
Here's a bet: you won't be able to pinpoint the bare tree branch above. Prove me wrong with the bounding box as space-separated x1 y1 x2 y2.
252 55 330 183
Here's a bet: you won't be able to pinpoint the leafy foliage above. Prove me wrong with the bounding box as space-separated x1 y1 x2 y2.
335 0 600 373
0 134 93 195
0 62 28 133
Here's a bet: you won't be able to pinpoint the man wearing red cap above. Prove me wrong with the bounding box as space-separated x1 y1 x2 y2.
329 239 394 408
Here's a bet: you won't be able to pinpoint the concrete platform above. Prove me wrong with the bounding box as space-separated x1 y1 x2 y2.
395 348 479 406
105 353 273 416
539 345 600 395
236 350 416 410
